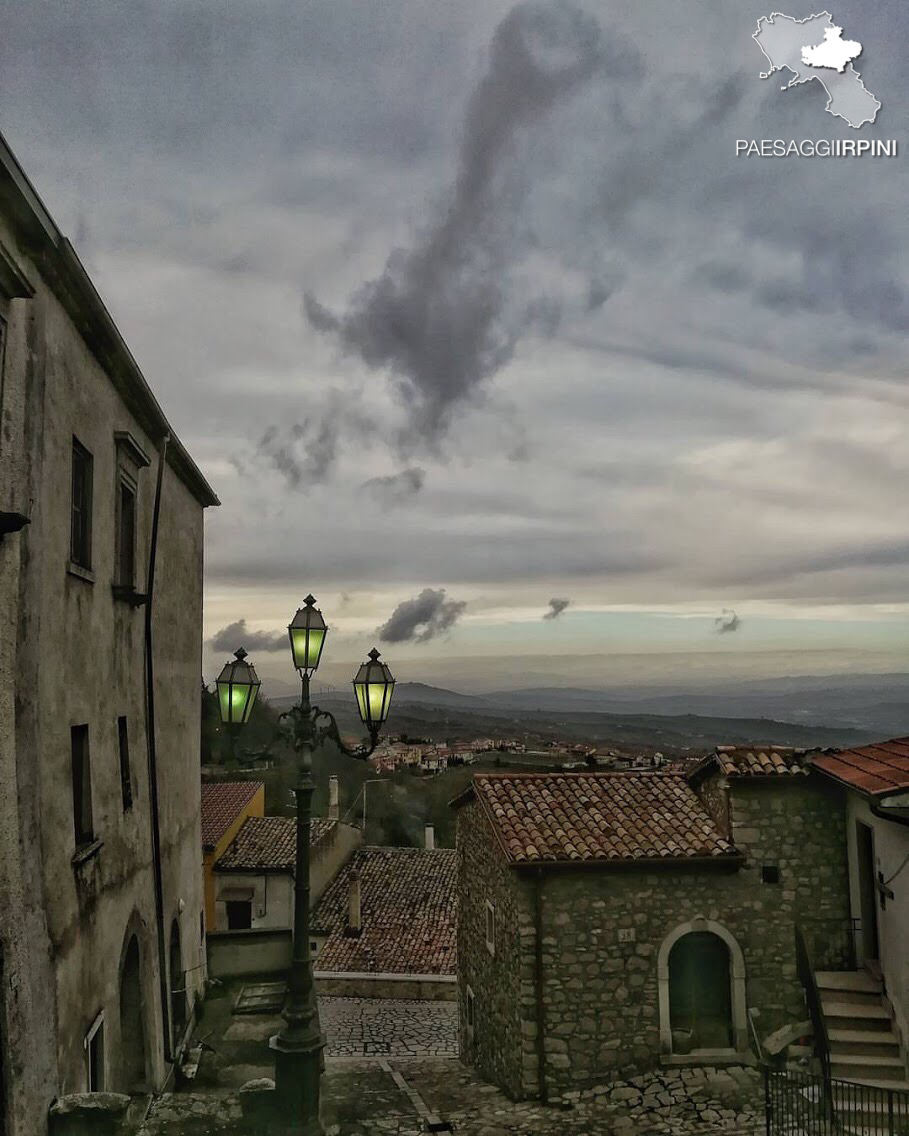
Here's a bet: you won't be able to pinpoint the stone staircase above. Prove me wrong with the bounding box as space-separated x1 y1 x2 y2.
817 970 909 1134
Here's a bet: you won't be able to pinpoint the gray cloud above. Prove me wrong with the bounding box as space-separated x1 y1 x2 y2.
714 609 742 634
543 597 571 620
209 618 287 653
304 1 636 450
377 588 468 643
362 467 426 506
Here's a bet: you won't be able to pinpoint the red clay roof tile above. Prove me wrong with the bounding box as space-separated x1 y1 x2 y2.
811 738 909 796
200 781 263 850
215 815 336 871
466 772 736 865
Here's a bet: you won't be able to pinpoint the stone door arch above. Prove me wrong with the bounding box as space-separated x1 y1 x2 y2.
657 917 748 1056
119 934 147 1091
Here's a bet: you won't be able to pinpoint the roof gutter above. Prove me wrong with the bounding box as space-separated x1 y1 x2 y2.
870 802 909 830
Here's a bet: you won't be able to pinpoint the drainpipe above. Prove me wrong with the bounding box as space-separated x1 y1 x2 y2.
144 434 173 1065
533 868 548 1104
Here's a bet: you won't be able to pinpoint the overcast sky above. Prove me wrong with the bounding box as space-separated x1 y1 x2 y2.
3 0 909 691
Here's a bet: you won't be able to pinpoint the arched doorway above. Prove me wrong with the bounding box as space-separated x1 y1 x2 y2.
657 918 748 1055
669 932 732 1049
119 935 147 1091
169 920 186 1047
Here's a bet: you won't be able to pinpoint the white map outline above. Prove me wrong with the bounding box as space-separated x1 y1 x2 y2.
752 10 881 129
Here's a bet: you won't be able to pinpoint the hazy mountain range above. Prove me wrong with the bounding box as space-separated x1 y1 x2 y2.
266 671 909 750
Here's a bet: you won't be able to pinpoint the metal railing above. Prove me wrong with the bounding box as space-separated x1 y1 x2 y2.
795 922 832 1089
765 1065 909 1135
800 916 860 972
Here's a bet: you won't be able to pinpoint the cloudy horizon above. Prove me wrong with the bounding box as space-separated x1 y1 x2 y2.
3 0 909 690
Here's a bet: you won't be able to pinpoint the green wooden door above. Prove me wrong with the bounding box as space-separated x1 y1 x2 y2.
669 932 733 1050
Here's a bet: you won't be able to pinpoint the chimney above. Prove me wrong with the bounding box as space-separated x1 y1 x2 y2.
346 872 362 937
328 775 339 821
424 824 435 851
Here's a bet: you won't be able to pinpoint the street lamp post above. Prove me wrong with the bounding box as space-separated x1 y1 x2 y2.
215 596 395 1134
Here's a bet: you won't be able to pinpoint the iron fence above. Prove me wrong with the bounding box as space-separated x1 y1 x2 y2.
765 1066 909 1136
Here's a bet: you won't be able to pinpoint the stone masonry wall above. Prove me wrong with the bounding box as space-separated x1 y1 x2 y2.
514 774 850 1098
456 800 529 1098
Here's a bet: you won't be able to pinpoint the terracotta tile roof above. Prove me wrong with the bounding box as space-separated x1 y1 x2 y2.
312 847 457 975
811 738 909 797
458 772 737 865
201 781 263 850
215 816 336 871
712 745 810 777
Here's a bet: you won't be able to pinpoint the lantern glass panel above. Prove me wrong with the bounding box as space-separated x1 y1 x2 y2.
290 626 325 672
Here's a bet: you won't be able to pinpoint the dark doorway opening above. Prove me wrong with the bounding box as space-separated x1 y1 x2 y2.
226 900 252 930
669 931 733 1051
169 920 186 1048
856 821 880 964
119 935 147 1091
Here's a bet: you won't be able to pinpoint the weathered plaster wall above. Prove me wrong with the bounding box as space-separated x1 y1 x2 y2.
844 792 909 1057
0 189 210 1125
0 243 59 1136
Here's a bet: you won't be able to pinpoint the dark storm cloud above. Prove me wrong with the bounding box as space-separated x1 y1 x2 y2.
362 467 426 506
714 609 741 634
209 618 287 653
378 588 468 643
305 1 641 449
543 597 571 620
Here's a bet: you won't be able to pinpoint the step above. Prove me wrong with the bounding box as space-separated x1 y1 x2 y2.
817 971 882 995
830 1031 901 1060
831 1055 907 1082
823 1001 892 1023
835 1077 909 1094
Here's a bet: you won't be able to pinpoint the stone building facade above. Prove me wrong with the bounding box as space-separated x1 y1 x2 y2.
453 752 849 1101
0 132 217 1134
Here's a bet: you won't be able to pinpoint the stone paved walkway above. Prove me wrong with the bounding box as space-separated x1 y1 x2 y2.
140 1058 767 1135
321 997 458 1057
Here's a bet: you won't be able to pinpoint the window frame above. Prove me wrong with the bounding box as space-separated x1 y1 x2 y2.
70 437 94 571
84 1011 105 1092
70 724 94 848
485 901 496 958
465 985 475 1044
115 471 138 589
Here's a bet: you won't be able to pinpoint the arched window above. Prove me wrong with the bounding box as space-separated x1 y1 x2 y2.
169 920 186 1047
657 918 748 1056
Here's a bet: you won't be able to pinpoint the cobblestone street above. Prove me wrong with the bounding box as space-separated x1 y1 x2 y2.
321 997 458 1057
141 1056 766 1135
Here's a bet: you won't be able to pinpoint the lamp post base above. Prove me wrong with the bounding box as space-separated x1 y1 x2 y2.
269 1032 326 1135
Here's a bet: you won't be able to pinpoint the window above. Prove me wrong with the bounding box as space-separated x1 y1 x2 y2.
226 901 252 930
70 438 93 569
84 1013 104 1091
761 864 780 884
465 985 475 1043
71 725 94 846
116 476 137 587
485 901 496 957
118 716 133 811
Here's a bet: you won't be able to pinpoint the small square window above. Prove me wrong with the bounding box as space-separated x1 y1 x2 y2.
485 901 495 957
761 864 780 884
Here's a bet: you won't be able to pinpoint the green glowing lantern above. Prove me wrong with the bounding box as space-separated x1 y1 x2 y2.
352 648 395 731
215 647 261 725
288 594 327 673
